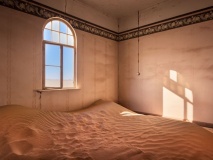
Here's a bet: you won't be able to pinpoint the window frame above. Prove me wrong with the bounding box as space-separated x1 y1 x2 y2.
42 17 77 90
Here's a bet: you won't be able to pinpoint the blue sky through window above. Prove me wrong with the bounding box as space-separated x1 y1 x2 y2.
60 22 67 33
45 44 60 66
44 29 51 41
63 47 74 81
52 20 59 31
45 44 74 87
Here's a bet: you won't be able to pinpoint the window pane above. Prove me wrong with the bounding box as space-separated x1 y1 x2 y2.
67 28 73 35
45 22 51 29
60 22 67 33
63 47 74 88
52 20 59 31
52 31 59 43
45 44 60 66
45 66 60 87
60 33 67 45
43 29 51 41
68 35 74 46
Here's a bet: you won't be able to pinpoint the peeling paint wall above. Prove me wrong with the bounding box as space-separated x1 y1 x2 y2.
0 6 118 111
119 20 213 124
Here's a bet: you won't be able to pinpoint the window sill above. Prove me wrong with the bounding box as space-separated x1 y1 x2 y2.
34 88 80 92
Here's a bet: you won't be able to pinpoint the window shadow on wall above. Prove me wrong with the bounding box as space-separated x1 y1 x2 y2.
163 70 193 122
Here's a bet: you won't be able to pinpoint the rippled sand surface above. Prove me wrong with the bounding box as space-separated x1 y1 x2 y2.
0 100 213 160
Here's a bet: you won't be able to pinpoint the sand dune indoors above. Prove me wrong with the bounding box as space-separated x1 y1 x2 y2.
0 100 213 160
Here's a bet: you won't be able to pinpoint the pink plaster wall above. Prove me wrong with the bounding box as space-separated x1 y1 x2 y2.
119 20 213 124
0 6 118 111
1 5 213 124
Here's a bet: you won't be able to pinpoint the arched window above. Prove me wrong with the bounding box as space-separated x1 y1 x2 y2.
43 18 77 89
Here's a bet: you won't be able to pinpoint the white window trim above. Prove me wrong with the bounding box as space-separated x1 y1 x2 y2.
42 17 78 90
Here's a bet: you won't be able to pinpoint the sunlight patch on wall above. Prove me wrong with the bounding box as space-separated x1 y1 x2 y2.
169 70 177 82
185 88 193 103
163 87 184 120
186 102 193 122
163 70 194 122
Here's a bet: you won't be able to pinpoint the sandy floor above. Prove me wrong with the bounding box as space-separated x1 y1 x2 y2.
0 100 213 160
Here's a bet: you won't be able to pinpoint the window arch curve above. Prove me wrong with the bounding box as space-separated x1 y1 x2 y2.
43 17 77 89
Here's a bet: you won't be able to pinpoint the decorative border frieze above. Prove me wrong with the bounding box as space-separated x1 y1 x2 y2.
0 0 212 41
119 7 213 41
0 0 119 41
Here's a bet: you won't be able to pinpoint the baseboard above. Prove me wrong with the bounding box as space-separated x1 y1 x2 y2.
133 110 161 116
193 121 213 128
134 110 213 128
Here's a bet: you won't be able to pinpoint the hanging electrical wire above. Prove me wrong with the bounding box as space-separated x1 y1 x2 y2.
65 0 67 13
137 11 140 76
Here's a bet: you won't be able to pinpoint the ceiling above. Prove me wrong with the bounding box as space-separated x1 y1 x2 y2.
77 0 169 18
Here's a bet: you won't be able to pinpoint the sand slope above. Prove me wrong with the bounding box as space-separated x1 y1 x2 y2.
0 100 213 160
